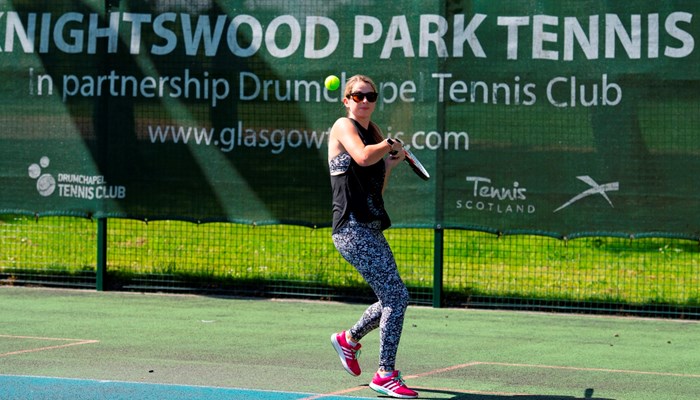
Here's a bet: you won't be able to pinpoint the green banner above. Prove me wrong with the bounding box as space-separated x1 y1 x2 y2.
1 1 699 238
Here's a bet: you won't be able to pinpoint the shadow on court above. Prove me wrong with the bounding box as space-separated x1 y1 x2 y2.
414 387 614 400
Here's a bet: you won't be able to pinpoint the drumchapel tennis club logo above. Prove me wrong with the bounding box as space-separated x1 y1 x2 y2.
554 175 619 212
28 156 56 197
27 157 126 200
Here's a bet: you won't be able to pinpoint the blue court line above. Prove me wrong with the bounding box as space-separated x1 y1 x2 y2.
0 375 376 400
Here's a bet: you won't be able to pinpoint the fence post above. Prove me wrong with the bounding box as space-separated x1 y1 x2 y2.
432 31 446 307
96 218 108 291
433 226 444 308
95 0 115 292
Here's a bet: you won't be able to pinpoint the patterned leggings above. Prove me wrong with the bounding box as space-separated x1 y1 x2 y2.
332 218 409 371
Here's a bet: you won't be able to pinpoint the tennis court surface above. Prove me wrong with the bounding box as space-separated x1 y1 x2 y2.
1 287 698 399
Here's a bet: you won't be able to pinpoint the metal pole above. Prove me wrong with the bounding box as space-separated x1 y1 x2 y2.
432 0 447 307
432 226 444 308
96 218 108 291
94 0 117 292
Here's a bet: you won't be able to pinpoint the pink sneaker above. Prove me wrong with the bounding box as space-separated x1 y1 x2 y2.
369 370 418 399
330 331 361 376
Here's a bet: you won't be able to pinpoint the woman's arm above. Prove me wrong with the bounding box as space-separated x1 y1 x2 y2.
330 118 396 166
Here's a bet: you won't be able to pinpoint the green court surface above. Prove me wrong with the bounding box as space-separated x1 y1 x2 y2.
0 286 698 399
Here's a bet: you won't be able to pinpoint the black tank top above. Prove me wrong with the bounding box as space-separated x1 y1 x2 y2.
329 119 390 233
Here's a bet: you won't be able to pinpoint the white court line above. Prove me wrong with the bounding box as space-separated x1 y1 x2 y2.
479 361 700 379
406 361 700 380
0 334 99 357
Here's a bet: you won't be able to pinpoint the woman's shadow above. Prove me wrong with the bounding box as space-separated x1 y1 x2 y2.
386 387 614 400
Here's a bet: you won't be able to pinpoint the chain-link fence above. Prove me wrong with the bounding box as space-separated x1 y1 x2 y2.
1 215 697 318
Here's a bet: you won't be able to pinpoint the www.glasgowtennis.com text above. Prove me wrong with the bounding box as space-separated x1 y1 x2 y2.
146 121 469 154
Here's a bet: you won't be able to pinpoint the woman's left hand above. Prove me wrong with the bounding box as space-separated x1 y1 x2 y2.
385 147 405 170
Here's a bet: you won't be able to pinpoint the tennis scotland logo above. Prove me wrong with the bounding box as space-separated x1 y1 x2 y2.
28 156 56 197
455 176 536 215
554 176 619 212
27 156 126 200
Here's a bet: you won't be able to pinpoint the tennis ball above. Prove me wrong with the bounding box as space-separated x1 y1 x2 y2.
324 75 340 91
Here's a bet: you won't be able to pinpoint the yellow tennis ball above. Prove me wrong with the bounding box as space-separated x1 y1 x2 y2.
324 75 340 91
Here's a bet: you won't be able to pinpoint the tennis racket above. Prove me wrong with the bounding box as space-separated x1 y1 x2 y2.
395 139 430 181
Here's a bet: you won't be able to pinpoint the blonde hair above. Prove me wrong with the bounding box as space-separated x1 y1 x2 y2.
343 74 383 143
344 74 378 98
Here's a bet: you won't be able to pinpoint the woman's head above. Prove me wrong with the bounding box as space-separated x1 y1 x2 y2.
344 75 377 98
343 75 379 121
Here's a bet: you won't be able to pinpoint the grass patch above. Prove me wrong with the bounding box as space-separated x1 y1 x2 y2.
1 215 699 309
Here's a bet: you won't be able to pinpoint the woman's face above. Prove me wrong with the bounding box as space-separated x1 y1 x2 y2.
344 80 377 120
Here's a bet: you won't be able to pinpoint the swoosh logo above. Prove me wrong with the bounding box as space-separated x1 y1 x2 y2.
554 176 619 213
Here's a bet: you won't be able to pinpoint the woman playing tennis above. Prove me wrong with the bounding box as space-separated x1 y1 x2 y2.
328 74 418 399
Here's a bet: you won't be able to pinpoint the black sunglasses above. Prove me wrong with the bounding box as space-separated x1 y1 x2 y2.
346 92 379 103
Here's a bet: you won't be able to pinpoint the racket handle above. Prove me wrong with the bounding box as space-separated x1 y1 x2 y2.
386 138 399 155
